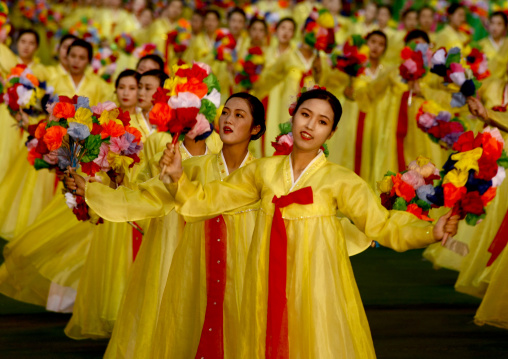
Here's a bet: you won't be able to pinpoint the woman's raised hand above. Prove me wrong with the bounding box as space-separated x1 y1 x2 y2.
64 166 86 197
433 210 460 243
159 142 183 183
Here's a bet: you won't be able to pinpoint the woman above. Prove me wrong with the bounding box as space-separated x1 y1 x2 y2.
184 8 221 65
159 88 459 357
46 34 78 82
65 93 262 358
0 70 151 313
435 3 470 50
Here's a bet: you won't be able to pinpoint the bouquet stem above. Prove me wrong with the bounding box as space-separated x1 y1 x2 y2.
407 89 413 106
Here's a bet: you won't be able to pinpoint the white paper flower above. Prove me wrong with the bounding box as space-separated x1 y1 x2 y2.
16 86 33 107
483 127 505 146
203 88 221 108
168 91 201 109
492 166 506 188
431 48 446 66
449 72 466 86
65 192 78 209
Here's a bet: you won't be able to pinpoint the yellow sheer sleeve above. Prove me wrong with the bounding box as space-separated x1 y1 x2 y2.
334 170 437 252
167 163 261 222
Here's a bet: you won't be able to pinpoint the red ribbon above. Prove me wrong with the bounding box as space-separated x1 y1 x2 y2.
396 91 410 172
195 215 227 359
354 111 366 175
261 96 269 157
131 221 143 261
299 69 313 90
486 210 508 267
266 187 314 359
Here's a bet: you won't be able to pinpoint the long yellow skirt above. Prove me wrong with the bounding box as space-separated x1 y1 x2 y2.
0 104 23 184
64 221 133 339
104 212 185 359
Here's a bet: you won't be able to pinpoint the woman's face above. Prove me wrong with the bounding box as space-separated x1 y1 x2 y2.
367 34 386 60
68 46 90 75
377 8 391 28
489 15 507 39
418 8 434 31
219 97 259 145
204 13 220 35
191 13 204 34
322 0 341 15
276 20 295 45
403 11 418 32
228 12 246 38
17 33 38 60
249 22 267 45
137 59 160 74
291 98 335 153
449 8 466 28
58 38 76 67
138 75 160 111
117 76 138 110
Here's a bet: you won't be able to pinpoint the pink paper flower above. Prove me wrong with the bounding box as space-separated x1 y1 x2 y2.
186 114 210 139
278 133 294 146
408 160 439 178
492 166 506 188
193 61 211 76
483 127 505 147
91 101 117 114
450 62 465 73
418 113 436 129
110 135 131 154
431 49 446 65
401 170 426 189
168 91 201 109
43 150 59 165
26 138 38 150
402 59 417 74
93 142 111 171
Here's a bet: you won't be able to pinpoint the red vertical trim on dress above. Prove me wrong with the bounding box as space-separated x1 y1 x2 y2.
131 221 143 261
195 215 227 359
396 91 410 172
164 34 171 74
354 111 366 175
486 210 508 267
266 187 314 359
299 69 313 90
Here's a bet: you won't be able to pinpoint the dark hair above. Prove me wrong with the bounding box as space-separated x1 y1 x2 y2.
490 11 508 28
402 8 417 19
59 34 78 47
115 69 138 89
17 29 40 46
137 69 169 87
418 5 435 16
249 17 268 32
136 54 165 72
293 89 342 131
447 3 465 16
366 30 388 51
378 5 392 16
67 39 93 62
225 92 266 141
276 17 296 32
204 8 221 21
404 29 430 44
228 7 246 21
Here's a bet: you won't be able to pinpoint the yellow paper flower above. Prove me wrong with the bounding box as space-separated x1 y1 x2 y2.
317 12 335 28
377 176 394 193
421 100 442 115
107 152 134 173
451 147 483 172
98 109 120 125
443 169 469 187
69 107 93 130
416 156 431 167
164 76 187 96
171 63 190 75
251 55 264 65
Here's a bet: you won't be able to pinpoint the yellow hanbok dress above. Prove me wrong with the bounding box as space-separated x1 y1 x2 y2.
98 8 138 40
183 32 215 65
0 104 23 184
163 152 438 358
0 112 153 311
49 70 114 107
151 151 257 358
434 24 470 51
478 37 504 62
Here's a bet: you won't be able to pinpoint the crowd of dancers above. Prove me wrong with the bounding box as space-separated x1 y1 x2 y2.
0 0 507 358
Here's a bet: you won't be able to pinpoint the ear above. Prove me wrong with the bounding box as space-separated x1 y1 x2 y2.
327 129 336 140
250 125 261 136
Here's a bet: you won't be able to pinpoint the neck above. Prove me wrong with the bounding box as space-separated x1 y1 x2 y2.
121 105 136 115
251 40 262 47
20 57 32 65
183 138 206 156
291 146 320 181
71 72 84 87
222 142 249 174
299 46 314 60
369 57 379 70
278 42 289 53
492 34 504 43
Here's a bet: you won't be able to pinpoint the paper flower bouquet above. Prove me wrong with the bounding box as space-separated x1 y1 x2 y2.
113 33 137 55
378 156 441 222
331 34 369 78
302 7 336 54
91 47 119 83
416 100 467 149
214 28 237 62
132 43 162 59
234 46 265 91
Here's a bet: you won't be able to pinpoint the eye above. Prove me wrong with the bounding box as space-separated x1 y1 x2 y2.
301 112 309 117
319 120 327 125
236 113 243 118
221 110 228 115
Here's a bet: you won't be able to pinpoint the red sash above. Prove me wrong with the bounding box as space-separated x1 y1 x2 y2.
131 221 143 261
396 91 410 172
486 210 508 267
354 111 366 175
266 187 314 359
195 215 227 359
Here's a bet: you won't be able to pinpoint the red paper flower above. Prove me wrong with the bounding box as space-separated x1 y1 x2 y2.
175 78 208 98
461 191 485 215
91 123 103 135
149 102 174 132
81 161 101 176
27 147 42 165
101 120 126 139
453 131 475 152
34 122 47 139
73 196 90 221
443 182 467 208
117 109 131 127
175 63 209 81
152 87 171 104
406 203 432 221
53 102 76 119
391 173 416 202
480 187 497 207
475 156 498 181
43 126 67 151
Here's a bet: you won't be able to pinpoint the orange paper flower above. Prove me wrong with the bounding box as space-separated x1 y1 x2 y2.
442 182 467 208
53 102 76 119
175 77 208 98
101 120 126 139
125 125 142 144
406 203 433 222
391 173 416 202
149 102 174 132
35 122 46 139
480 187 497 207
25 73 40 87
43 126 67 151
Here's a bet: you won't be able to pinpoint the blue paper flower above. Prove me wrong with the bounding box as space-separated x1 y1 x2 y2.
465 170 492 195
67 122 91 140
76 96 91 110
416 184 435 204
427 185 444 206
57 147 72 170
451 92 466 108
